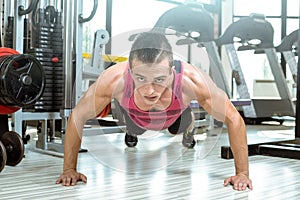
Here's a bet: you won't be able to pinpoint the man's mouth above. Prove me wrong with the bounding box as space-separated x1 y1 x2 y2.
144 96 158 101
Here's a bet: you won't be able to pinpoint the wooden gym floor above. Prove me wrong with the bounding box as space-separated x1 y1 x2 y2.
1 120 300 199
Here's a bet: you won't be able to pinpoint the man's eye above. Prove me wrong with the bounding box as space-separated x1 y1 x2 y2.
154 78 165 83
137 77 145 82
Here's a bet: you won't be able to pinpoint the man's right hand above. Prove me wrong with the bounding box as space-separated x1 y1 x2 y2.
56 169 87 186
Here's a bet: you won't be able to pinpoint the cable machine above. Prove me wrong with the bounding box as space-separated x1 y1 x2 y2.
0 0 117 158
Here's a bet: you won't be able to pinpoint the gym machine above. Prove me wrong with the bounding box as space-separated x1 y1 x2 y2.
4 0 67 154
215 13 295 124
1 0 122 157
0 46 45 172
220 15 300 160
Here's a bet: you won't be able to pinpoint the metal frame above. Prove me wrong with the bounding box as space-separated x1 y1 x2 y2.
7 0 125 155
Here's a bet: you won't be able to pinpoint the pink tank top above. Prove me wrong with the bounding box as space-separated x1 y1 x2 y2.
120 61 188 131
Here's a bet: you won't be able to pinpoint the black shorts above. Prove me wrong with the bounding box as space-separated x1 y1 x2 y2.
117 100 192 136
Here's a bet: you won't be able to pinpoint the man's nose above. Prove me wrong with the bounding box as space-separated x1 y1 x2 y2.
143 83 155 95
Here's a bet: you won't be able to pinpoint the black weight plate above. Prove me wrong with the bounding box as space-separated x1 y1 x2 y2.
37 40 51 45
36 35 52 40
43 87 54 92
53 72 63 76
38 29 51 34
36 57 53 62
45 79 55 83
43 71 54 76
51 41 63 46
54 67 63 70
43 84 55 89
53 50 63 55
53 80 64 83
36 44 51 49
32 52 54 57
39 98 55 101
1 131 24 166
53 66 64 70
38 23 51 28
53 74 63 77
54 77 64 81
53 88 64 91
53 94 64 97
53 66 63 70
42 66 55 70
52 26 63 32
42 92 54 96
28 48 53 53
37 26 51 32
43 92 64 97
1 54 46 106
35 106 54 110
0 141 7 172
51 38 63 43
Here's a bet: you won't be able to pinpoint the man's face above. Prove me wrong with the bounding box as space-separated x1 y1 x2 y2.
130 58 173 105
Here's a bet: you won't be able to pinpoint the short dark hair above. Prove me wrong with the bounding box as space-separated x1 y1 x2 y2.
129 30 173 68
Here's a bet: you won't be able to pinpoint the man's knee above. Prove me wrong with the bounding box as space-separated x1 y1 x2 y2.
168 108 194 134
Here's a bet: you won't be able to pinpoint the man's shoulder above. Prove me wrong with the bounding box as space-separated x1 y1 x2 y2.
106 61 127 72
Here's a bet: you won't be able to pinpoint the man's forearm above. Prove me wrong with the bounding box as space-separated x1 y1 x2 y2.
227 116 249 176
63 113 84 172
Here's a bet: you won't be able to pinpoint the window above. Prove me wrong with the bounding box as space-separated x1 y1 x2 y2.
234 0 281 16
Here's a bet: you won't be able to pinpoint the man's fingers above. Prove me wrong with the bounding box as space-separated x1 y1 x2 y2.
56 177 62 184
64 177 71 186
71 177 77 186
248 182 253 190
80 174 87 183
223 177 231 186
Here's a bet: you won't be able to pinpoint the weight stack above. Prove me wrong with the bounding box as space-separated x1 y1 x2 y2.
27 8 64 112
3 16 14 48
51 11 64 111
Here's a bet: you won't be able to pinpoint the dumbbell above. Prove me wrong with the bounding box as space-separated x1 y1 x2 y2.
0 131 25 173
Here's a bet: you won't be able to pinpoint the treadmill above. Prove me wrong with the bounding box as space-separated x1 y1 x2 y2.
215 13 295 124
219 15 300 160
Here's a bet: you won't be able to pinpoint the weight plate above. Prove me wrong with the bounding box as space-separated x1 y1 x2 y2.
43 88 54 92
0 54 46 106
51 41 63 46
52 28 63 33
52 50 63 54
37 40 51 45
36 44 51 49
42 66 55 70
0 131 24 166
53 80 64 83
53 66 64 70
43 71 54 76
0 141 7 172
33 52 54 57
28 48 53 53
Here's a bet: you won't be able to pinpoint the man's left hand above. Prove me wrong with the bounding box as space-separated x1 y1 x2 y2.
224 174 253 191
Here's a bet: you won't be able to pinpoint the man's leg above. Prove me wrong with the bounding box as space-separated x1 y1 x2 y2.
115 100 146 147
168 107 196 148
